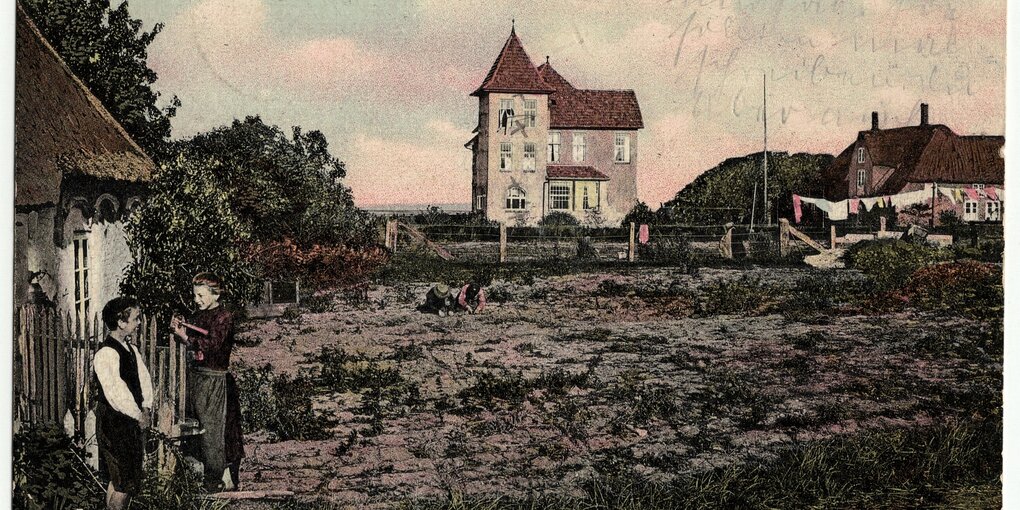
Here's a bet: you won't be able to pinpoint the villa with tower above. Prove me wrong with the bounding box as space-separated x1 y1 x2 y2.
466 27 643 226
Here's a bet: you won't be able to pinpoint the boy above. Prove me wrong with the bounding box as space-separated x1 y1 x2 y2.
171 272 244 492
418 284 455 316
94 296 153 510
456 282 486 314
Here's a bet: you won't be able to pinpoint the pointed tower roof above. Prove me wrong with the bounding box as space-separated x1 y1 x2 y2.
471 27 553 96
537 62 575 93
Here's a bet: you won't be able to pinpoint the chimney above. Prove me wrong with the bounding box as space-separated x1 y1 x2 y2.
871 111 879 131
920 103 929 126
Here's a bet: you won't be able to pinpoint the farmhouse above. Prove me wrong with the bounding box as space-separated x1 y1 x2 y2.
467 27 643 226
14 3 153 327
822 104 1004 224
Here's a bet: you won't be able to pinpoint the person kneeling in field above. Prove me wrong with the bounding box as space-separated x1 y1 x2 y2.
455 282 486 315
419 284 455 316
94 297 153 510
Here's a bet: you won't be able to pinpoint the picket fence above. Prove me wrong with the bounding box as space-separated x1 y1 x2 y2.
13 305 188 450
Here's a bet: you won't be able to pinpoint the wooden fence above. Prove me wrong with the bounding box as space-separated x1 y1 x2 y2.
14 305 188 452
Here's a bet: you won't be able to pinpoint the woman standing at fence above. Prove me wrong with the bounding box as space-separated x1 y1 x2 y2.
170 273 244 492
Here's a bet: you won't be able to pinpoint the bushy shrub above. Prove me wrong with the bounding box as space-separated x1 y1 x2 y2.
897 261 1003 319
539 212 581 227
637 235 695 267
253 239 388 291
234 363 337 441
14 423 102 509
576 236 598 260
843 239 948 291
698 276 775 315
951 239 1003 263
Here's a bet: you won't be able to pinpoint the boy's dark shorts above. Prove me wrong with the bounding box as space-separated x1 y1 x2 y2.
96 402 144 494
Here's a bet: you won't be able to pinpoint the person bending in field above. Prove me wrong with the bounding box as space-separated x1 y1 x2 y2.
94 297 153 510
418 283 455 316
171 273 244 492
455 282 486 315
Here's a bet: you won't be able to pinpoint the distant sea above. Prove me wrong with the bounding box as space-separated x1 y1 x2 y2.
361 203 472 215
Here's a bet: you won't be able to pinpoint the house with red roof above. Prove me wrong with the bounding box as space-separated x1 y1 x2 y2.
467 27 643 226
822 104 1004 225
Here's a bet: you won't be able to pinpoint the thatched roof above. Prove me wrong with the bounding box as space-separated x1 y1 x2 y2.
15 2 154 207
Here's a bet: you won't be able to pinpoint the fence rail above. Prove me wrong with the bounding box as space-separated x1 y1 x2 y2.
14 305 187 449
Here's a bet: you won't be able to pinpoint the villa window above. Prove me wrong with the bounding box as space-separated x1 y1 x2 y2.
548 132 561 163
500 143 513 171
614 133 630 163
858 147 865 163
550 184 570 210
498 99 515 131
523 143 536 171
506 187 527 210
857 168 866 188
524 99 537 127
573 132 587 162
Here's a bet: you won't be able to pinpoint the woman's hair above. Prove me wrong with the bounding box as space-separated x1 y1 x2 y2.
192 272 224 295
102 296 140 330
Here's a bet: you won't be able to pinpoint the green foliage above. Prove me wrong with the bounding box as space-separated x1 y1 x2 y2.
844 239 948 291
697 276 776 315
951 238 1004 263
636 235 694 267
576 236 598 260
899 261 1003 320
663 152 834 225
234 363 337 441
172 117 376 249
13 422 103 510
123 155 261 318
621 201 657 227
23 0 179 159
538 211 581 228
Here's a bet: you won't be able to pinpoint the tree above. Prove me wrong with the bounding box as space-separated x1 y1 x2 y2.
171 116 377 249
621 201 656 227
122 155 261 319
23 0 179 159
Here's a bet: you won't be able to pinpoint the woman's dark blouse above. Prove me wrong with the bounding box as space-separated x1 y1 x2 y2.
187 306 234 371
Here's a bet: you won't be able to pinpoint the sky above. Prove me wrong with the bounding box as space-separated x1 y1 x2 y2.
126 0 1007 207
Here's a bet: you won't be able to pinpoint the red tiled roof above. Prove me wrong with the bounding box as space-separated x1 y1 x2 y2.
538 63 643 130
546 165 609 180
471 28 554 96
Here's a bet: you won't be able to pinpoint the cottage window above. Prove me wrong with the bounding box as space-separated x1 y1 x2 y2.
963 200 979 222
858 147 865 163
506 187 527 210
523 143 536 171
614 133 631 163
550 184 570 210
548 132 561 162
73 235 91 337
500 142 513 171
524 99 537 127
986 201 1001 221
857 168 866 188
498 99 515 131
582 187 591 210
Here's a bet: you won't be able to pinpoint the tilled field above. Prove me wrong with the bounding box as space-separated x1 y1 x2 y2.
229 267 1001 508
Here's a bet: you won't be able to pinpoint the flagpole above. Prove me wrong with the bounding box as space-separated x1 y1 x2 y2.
763 73 770 227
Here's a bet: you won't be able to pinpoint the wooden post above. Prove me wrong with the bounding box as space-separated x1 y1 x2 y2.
779 219 790 257
879 216 887 234
628 222 636 262
391 221 399 252
499 223 507 263
719 226 734 259
930 182 937 228
295 280 301 306
830 225 837 250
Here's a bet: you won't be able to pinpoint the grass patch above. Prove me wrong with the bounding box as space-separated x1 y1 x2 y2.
234 363 337 441
697 276 776 316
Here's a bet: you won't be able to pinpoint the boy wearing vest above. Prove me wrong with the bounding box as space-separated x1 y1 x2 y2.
171 272 244 492
94 297 153 510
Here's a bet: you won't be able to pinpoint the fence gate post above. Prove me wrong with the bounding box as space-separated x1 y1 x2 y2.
830 225 837 250
879 216 887 234
499 223 507 263
628 222 636 262
779 219 790 257
719 224 734 259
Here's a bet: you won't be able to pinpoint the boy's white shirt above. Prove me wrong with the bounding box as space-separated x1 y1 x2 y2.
93 337 154 421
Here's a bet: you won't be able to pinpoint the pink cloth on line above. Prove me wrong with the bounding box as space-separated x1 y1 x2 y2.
849 198 859 214
984 187 999 201
638 224 649 244
964 187 980 201
793 194 803 223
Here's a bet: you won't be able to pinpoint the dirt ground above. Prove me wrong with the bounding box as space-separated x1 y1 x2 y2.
228 266 1000 508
